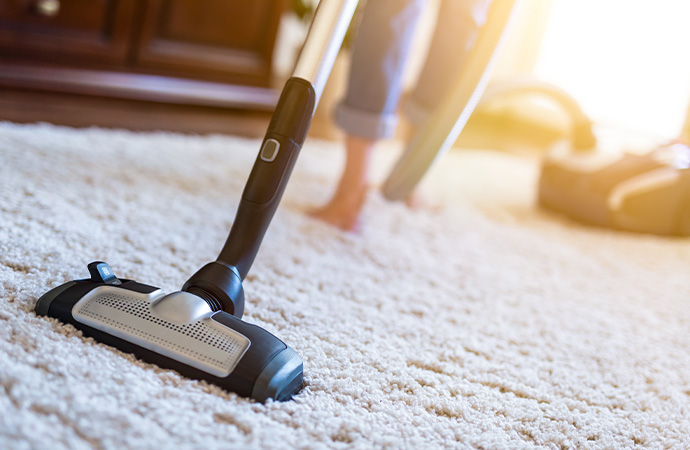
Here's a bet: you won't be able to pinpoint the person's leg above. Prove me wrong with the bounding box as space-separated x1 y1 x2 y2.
311 0 427 231
394 0 492 208
404 0 492 128
310 135 374 231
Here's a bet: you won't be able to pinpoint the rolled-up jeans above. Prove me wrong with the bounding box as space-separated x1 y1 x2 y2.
334 0 492 139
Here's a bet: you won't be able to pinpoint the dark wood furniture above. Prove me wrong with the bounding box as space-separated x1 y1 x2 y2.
0 0 287 133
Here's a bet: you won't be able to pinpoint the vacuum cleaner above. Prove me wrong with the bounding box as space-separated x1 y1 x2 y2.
539 139 690 236
35 0 359 402
478 78 690 236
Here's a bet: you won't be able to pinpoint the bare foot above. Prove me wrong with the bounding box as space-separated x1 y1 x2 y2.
404 189 441 212
404 189 425 210
310 186 368 231
310 135 375 231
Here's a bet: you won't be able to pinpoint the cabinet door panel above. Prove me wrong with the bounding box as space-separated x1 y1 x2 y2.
0 0 137 64
135 0 284 86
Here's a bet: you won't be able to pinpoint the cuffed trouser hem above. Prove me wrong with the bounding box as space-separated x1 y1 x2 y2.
334 102 399 140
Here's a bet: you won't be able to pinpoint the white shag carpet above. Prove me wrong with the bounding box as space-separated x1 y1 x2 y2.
1 122 689 450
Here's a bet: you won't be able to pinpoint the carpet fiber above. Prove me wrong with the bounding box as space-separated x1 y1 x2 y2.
1 122 689 449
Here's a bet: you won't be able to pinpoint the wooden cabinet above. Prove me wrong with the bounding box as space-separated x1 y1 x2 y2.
135 0 282 86
0 0 136 64
0 0 286 111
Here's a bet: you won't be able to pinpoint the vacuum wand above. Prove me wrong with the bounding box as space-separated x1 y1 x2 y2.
216 77 316 281
183 0 358 317
213 0 358 280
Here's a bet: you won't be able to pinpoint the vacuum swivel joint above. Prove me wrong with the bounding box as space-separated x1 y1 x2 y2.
182 261 245 317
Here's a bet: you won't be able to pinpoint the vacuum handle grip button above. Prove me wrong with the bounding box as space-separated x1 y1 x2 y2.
260 139 280 162
87 261 122 285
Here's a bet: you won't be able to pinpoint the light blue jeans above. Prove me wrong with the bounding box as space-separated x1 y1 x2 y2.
334 0 492 139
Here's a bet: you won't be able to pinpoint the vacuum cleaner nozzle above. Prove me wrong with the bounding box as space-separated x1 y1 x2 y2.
37 262 303 402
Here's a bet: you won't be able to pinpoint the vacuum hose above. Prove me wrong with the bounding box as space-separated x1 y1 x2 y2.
479 77 597 150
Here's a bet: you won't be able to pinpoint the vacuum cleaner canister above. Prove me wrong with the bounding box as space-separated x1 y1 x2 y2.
539 141 690 236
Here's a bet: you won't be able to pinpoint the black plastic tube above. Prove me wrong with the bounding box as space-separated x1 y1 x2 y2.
217 77 316 280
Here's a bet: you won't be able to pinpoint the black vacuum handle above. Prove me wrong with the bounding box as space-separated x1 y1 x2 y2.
217 78 316 279
187 0 358 307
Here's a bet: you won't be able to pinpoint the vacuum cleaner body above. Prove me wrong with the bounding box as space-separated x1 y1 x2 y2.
480 76 690 237
539 142 690 236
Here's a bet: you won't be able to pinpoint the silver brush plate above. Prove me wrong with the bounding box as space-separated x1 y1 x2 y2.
72 286 251 377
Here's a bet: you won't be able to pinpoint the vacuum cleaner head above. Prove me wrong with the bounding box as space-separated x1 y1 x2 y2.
37 262 303 402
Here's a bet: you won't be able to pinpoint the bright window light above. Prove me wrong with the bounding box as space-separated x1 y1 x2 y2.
533 0 690 139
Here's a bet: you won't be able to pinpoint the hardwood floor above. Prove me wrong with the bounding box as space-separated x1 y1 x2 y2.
0 88 273 137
